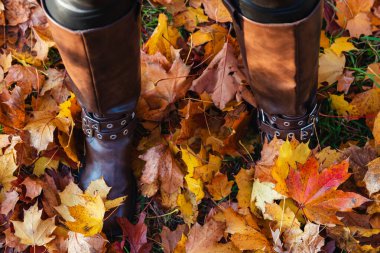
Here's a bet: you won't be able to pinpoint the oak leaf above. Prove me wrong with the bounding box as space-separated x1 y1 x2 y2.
206 172 233 201
11 202 57 246
191 43 246 109
286 157 369 225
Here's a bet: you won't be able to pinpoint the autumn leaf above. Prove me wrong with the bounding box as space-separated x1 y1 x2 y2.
200 0 232 23
366 62 380 87
185 219 239 253
0 135 20 191
330 94 358 116
174 7 208 32
137 49 191 121
235 167 254 209
21 176 42 199
177 191 198 225
286 157 369 225
67 232 106 253
144 13 181 61
139 143 184 199
319 48 346 84
337 70 355 94
224 208 271 251
364 157 380 195
330 37 357 56
160 225 185 253
0 189 19 215
11 202 56 246
206 172 233 201
117 213 152 253
285 222 325 253
251 179 283 214
191 43 246 109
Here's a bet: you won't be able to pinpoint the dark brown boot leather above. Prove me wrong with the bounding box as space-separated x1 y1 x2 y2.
41 1 141 236
223 0 322 141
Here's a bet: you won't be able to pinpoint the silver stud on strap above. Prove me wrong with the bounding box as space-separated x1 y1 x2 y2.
298 121 304 126
110 135 117 140
97 133 103 139
107 123 114 129
284 122 290 127
121 120 127 126
123 129 129 135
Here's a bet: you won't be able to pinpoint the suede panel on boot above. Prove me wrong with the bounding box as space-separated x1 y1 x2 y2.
42 1 141 115
224 0 322 116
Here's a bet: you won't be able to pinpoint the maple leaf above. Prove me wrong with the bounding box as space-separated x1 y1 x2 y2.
31 26 55 61
0 189 19 215
4 65 44 95
11 202 57 246
0 85 26 133
200 0 232 23
137 49 191 121
55 179 125 236
0 51 12 73
144 13 181 61
224 208 271 251
374 112 380 151
286 157 369 225
366 62 380 88
335 0 374 37
337 70 355 94
181 147 205 202
319 48 346 85
251 179 284 214
0 136 20 191
3 0 38 26
330 37 357 56
21 176 42 199
160 225 185 253
329 94 358 117
364 157 380 195
191 43 246 109
177 191 198 225
235 167 254 209
40 68 70 104
206 172 234 201
264 203 302 232
285 222 325 253
117 213 152 253
173 7 208 32
67 232 106 253
185 219 240 253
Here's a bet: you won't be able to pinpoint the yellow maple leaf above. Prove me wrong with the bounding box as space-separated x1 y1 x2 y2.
330 37 357 56
144 13 181 61
330 94 359 116
271 139 311 195
177 191 198 225
11 202 57 246
0 135 21 191
174 7 208 32
251 179 283 214
373 111 380 152
235 167 254 209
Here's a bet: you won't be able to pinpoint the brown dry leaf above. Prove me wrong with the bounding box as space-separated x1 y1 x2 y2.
173 7 208 32
374 112 380 151
40 68 70 104
350 88 380 117
0 51 12 73
4 65 45 95
31 27 56 61
191 43 246 109
335 0 374 37
224 208 271 251
4 0 38 26
4 227 28 252
138 49 191 121
364 157 380 195
200 0 232 23
160 225 185 253
319 48 346 84
285 222 325 253
185 219 239 253
144 13 181 61
139 143 184 198
0 189 19 215
367 62 380 88
0 136 20 191
206 172 234 201
0 86 27 133
11 202 57 246
67 232 106 253
21 176 42 199
337 70 355 94
193 154 222 183
235 167 254 209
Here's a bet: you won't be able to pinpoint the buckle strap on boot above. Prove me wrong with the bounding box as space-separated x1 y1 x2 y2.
258 104 319 141
82 109 137 140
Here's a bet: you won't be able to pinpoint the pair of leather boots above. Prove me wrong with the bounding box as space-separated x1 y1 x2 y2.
42 0 322 236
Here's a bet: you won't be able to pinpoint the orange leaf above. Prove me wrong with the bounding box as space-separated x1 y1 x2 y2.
286 157 370 225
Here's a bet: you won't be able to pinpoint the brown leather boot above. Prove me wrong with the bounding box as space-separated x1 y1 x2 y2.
223 0 322 141
41 1 141 236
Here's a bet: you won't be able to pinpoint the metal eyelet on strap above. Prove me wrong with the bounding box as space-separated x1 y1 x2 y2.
121 120 127 126
110 135 117 140
107 123 114 129
97 134 103 139
123 129 129 135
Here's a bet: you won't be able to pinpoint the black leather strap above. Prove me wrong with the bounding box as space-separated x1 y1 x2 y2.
82 109 137 141
258 104 319 141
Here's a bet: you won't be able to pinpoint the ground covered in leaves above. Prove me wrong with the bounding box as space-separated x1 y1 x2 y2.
0 0 380 252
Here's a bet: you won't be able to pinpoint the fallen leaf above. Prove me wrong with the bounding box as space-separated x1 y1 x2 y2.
286 157 369 225
173 7 208 32
337 70 355 94
285 222 325 253
330 94 358 116
117 213 152 253
160 225 185 253
364 157 380 195
200 0 232 22
0 189 19 215
235 167 254 209
366 62 380 88
319 48 346 84
206 172 234 201
330 37 357 56
191 43 246 109
21 176 42 199
251 179 283 214
67 232 106 253
11 202 57 246
177 191 198 225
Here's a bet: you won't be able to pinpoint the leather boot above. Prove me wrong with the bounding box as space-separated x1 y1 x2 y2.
41 1 141 236
223 0 322 141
